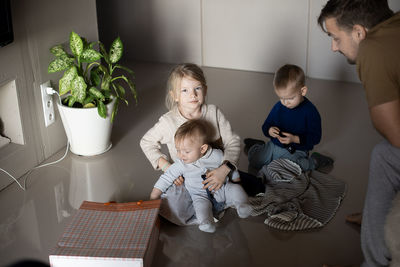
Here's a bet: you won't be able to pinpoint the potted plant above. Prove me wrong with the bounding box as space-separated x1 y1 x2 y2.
48 31 136 156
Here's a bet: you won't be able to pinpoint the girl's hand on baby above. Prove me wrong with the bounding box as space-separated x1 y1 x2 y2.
202 166 228 191
173 176 185 186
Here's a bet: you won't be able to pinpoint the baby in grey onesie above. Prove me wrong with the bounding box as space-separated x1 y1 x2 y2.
150 119 252 233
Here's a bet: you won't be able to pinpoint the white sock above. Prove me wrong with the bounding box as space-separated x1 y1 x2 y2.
237 203 252 218
199 223 216 233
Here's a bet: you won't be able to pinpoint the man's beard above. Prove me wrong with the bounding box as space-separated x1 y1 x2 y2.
347 58 356 65
340 51 356 64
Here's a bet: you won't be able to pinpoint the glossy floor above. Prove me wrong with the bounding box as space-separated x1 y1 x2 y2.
0 62 383 267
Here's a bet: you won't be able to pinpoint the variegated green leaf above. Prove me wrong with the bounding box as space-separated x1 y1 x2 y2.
90 67 101 87
111 98 119 123
83 94 95 106
71 75 87 103
101 73 111 90
97 100 107 118
83 102 96 108
127 78 137 102
89 42 96 49
59 76 71 95
59 66 78 95
62 96 70 105
99 42 110 64
48 55 74 73
113 84 128 106
50 45 67 57
89 86 104 100
103 90 111 99
64 65 78 79
115 75 137 104
81 37 89 49
68 96 76 107
98 64 109 75
115 83 126 97
70 31 83 57
109 37 123 64
123 75 137 104
80 48 102 62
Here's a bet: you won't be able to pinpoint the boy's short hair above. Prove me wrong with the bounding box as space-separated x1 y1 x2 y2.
273 64 305 91
174 119 211 145
318 0 393 32
166 63 208 110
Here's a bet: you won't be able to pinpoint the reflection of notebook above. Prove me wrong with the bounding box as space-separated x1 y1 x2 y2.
50 200 161 267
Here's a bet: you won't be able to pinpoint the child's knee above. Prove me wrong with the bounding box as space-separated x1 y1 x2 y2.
249 141 276 168
248 146 270 169
225 184 248 205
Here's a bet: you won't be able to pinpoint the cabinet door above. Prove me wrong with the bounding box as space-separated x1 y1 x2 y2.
202 0 309 73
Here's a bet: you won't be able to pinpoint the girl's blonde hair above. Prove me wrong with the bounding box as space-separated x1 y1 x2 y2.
165 63 208 110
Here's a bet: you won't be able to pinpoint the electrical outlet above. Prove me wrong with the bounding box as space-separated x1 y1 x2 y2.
40 81 55 127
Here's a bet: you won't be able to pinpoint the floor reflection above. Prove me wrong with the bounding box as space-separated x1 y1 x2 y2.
68 154 122 209
153 210 254 267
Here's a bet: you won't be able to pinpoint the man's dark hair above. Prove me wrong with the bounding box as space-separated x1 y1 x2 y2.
318 0 394 32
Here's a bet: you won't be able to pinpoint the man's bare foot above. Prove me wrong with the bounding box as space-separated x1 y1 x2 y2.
345 212 362 226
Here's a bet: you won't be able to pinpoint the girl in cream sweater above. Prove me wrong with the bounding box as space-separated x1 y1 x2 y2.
140 63 241 225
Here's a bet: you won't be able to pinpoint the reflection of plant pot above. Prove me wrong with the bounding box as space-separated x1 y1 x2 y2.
57 98 115 156
69 155 118 209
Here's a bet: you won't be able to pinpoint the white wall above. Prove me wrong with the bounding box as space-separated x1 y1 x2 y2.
202 0 309 74
98 0 400 82
23 0 99 159
0 0 98 190
97 0 202 65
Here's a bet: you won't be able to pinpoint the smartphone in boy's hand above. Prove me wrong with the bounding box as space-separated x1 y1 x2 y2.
279 131 286 137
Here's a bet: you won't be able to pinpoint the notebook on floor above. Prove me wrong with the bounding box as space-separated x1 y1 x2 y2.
49 200 161 267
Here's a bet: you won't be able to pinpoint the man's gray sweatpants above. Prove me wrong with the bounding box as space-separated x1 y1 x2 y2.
361 140 400 267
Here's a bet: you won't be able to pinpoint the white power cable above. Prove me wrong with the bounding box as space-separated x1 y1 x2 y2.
0 168 25 190
0 86 69 191
0 141 69 191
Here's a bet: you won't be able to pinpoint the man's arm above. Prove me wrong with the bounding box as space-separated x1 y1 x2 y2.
369 99 400 148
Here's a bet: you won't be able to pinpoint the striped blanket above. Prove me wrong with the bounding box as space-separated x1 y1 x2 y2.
249 158 346 231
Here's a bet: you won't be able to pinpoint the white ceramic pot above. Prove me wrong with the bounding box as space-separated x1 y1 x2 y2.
57 98 115 156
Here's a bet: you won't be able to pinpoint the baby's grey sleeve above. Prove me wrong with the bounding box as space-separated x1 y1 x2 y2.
153 163 183 192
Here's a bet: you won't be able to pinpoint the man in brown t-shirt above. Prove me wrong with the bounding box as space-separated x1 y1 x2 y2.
318 0 400 266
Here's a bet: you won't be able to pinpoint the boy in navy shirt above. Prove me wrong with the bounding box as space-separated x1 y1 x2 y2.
245 64 333 172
